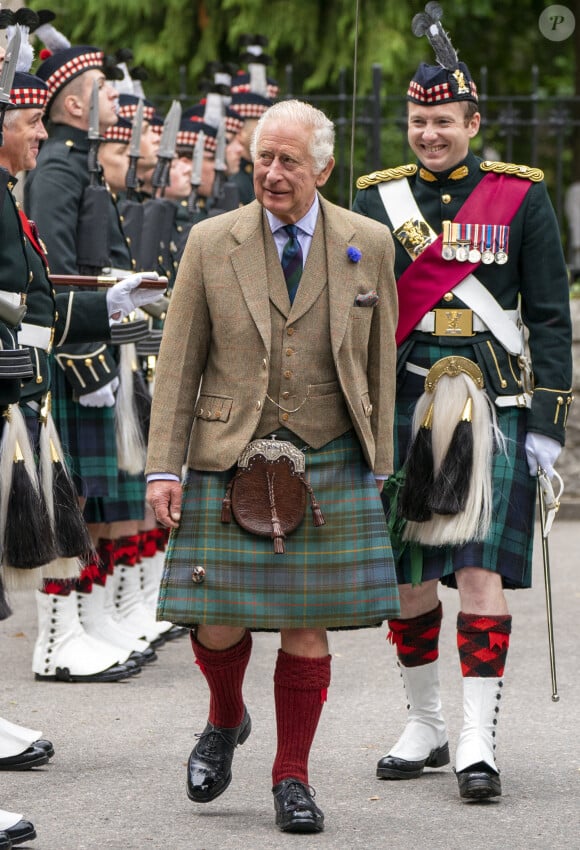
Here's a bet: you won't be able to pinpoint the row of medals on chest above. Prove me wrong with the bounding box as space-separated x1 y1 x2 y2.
442 220 509 265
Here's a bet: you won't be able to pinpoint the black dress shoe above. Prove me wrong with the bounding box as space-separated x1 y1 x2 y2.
273 778 324 833
186 708 251 803
35 662 133 682
0 745 49 771
34 738 55 759
0 830 11 850
456 762 502 799
376 742 450 779
5 818 36 845
160 625 187 641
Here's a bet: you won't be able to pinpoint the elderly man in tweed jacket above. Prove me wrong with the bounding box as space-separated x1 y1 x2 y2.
146 100 399 834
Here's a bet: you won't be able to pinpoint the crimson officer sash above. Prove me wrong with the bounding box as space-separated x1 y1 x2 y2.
395 173 532 346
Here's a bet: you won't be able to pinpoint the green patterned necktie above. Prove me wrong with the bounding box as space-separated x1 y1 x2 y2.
280 224 303 304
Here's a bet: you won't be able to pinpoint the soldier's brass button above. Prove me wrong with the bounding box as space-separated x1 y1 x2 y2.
119 215 125 222
191 566 206 583
282 391 290 400
287 327 295 336
66 359 73 366
281 413 289 421
36 376 43 384
65 139 74 147
441 194 452 204
443 292 453 302
84 358 93 366
284 370 292 379
256 401 262 410
285 348 294 356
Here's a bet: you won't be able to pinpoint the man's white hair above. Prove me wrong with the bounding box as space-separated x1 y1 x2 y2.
250 99 335 174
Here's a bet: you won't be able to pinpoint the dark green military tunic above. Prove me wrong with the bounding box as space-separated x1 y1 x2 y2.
231 158 255 205
25 124 143 515
353 151 573 588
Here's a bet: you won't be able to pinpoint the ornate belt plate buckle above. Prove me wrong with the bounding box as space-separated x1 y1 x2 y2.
432 308 474 337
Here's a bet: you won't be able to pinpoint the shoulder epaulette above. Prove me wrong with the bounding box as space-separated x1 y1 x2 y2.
480 161 544 183
356 164 417 190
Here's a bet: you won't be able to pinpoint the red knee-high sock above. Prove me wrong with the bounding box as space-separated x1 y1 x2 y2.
387 602 443 668
191 630 252 728
457 612 512 677
272 650 331 787
75 560 101 593
114 535 141 567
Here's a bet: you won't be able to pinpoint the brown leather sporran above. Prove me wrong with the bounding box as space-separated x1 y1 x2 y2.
221 438 325 553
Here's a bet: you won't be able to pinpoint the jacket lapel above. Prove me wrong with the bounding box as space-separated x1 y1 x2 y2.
229 203 272 352
322 198 358 360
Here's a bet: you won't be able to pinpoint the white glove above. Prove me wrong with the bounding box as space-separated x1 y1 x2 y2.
106 272 164 321
78 377 119 408
524 432 562 478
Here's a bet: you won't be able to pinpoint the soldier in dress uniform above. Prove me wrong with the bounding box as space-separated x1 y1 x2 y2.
146 99 400 833
24 43 166 678
352 5 573 800
0 57 163 846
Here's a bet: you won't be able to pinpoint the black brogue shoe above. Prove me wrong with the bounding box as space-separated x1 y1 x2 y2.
186 708 251 803
273 778 325 833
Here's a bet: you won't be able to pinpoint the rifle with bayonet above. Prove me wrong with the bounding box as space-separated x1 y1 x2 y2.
208 118 240 218
76 79 111 274
118 97 145 264
187 129 205 217
140 101 181 274
150 99 181 199
0 28 21 216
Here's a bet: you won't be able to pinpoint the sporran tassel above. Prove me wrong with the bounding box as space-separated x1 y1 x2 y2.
0 404 56 570
38 397 94 561
399 401 434 522
429 397 474 514
115 342 147 474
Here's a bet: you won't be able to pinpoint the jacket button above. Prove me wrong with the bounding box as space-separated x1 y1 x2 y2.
286 348 294 356
191 566 205 583
281 413 289 421
287 327 295 336
442 193 452 204
282 391 290 399
284 370 292 379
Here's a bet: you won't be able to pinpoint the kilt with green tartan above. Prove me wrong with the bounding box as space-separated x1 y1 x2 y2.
389 339 536 590
157 430 399 630
83 471 146 523
50 362 118 499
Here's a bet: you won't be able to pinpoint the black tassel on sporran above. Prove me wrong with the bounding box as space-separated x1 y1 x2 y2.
399 402 434 523
428 397 474 515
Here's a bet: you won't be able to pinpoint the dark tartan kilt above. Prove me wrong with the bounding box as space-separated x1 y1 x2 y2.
83 472 146 524
157 430 399 630
50 362 118 499
391 340 536 590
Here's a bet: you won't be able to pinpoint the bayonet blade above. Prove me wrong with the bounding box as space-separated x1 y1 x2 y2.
0 27 22 104
214 119 227 172
157 99 181 160
128 97 144 159
190 131 205 188
88 79 100 140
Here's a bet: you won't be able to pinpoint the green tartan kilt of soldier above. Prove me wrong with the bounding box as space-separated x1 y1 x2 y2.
157 430 400 630
390 340 536 590
50 363 118 499
83 471 146 524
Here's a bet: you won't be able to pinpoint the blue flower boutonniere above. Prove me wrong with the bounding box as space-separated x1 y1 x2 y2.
347 246 362 263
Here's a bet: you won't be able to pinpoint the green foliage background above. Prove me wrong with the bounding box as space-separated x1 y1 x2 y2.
30 1 576 101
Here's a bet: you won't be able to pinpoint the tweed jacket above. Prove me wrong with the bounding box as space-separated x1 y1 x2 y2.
146 194 398 477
